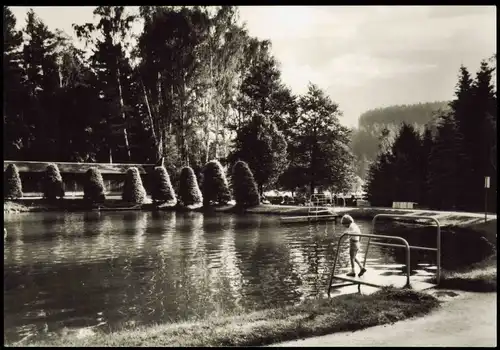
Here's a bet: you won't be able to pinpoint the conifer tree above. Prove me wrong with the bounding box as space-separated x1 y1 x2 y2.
151 165 176 204
42 163 65 200
202 160 231 206
178 166 203 207
427 113 462 210
231 161 260 207
83 167 106 203
122 167 147 204
4 164 23 199
390 123 422 203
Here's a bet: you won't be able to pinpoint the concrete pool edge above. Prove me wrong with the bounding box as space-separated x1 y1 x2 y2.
236 205 497 243
5 201 496 235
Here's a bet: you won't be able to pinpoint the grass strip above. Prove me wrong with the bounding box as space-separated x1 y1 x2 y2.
16 288 440 347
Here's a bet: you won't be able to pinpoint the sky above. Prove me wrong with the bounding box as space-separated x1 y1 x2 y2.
9 5 497 128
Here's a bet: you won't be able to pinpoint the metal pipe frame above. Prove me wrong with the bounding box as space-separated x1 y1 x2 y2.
369 241 438 251
363 214 441 284
327 232 411 297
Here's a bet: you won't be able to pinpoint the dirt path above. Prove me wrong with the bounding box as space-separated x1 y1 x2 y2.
269 291 496 347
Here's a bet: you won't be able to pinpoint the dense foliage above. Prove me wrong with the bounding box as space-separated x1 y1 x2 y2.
229 114 287 194
42 163 65 200
122 167 146 204
3 6 355 199
178 166 203 206
3 6 495 212
4 164 23 199
83 167 106 203
151 165 176 203
365 58 497 212
202 160 231 206
280 83 355 195
231 161 260 207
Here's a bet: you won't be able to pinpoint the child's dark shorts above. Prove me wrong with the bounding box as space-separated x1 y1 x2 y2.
349 241 360 256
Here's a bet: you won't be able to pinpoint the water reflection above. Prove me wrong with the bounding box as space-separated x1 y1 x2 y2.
218 215 243 309
4 212 488 343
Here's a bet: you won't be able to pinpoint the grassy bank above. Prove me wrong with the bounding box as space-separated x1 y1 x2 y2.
13 288 439 347
434 253 497 292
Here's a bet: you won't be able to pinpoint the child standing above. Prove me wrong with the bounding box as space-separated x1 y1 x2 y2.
341 214 367 277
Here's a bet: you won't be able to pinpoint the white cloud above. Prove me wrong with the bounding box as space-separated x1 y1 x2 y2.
7 6 496 128
238 5 496 126
239 6 369 41
280 52 439 96
280 62 327 95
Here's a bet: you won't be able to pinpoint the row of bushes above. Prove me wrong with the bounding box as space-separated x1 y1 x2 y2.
4 160 261 207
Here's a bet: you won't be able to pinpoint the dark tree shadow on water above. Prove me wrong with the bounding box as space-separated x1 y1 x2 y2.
374 224 495 272
82 211 103 237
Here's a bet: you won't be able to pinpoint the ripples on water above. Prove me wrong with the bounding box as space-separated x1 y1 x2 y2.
4 211 450 342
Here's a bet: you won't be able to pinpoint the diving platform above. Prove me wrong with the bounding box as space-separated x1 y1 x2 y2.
280 214 339 224
280 193 338 224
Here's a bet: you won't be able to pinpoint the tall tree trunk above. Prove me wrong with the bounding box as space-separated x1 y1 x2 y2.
180 76 188 166
58 65 63 88
158 71 170 161
309 131 317 195
140 76 161 162
221 111 228 159
204 97 210 164
116 65 131 161
169 79 174 135
210 53 219 159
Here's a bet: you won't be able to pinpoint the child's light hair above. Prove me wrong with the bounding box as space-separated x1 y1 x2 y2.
341 214 354 225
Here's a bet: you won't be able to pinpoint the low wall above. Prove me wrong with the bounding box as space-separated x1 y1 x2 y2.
3 160 156 174
4 160 158 195
339 207 497 246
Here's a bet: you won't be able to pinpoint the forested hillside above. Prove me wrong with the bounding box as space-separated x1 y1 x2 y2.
351 101 450 179
364 59 497 212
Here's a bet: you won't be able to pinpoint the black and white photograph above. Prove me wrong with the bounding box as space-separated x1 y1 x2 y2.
3 5 497 347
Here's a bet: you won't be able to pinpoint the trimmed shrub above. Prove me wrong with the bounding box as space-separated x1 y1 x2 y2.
83 167 106 204
202 160 232 206
4 164 23 199
151 166 177 203
231 161 260 207
42 163 65 200
178 166 203 206
122 167 147 204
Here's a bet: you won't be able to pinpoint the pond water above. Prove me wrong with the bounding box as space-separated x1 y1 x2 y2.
3 211 486 343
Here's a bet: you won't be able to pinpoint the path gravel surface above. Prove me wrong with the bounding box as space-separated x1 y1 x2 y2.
269 290 496 347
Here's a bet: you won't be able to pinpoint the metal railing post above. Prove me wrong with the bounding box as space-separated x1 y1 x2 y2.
362 216 379 268
436 221 441 284
328 233 347 297
327 214 441 295
405 243 411 287
371 214 441 286
362 236 371 269
328 232 411 295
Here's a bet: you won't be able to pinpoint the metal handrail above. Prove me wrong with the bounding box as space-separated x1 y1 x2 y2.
327 232 411 297
363 214 441 284
308 194 334 219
